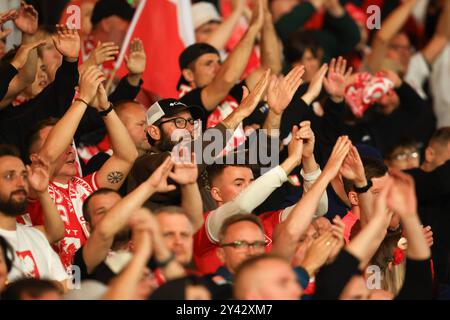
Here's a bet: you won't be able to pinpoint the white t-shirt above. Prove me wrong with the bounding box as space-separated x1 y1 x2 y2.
0 224 68 283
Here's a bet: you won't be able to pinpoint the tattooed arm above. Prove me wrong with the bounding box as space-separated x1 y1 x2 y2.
92 84 138 190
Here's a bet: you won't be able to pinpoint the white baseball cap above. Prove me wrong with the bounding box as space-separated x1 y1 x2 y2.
192 2 222 30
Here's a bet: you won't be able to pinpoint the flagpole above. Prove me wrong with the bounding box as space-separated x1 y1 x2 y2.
105 0 147 93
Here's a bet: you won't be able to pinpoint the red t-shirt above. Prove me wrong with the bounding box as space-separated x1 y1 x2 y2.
193 210 283 275
342 210 360 244
18 173 99 270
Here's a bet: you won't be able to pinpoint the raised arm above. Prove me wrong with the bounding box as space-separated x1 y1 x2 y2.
206 124 307 242
244 0 283 90
221 69 270 131
89 83 138 190
275 0 322 42
168 153 203 233
202 0 246 51
272 136 351 260
387 170 432 299
200 0 264 111
37 66 105 171
345 178 393 270
0 2 40 108
83 158 176 273
103 208 154 300
339 145 373 227
262 65 305 135
297 121 328 217
421 0 450 65
367 0 418 73
27 154 64 244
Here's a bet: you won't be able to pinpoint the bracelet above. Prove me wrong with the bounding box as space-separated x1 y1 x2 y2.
75 97 89 106
353 179 373 194
98 103 114 117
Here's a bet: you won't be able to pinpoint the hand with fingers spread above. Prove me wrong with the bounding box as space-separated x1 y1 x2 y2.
327 215 346 263
340 145 366 187
89 41 119 66
287 125 304 166
297 121 315 160
126 38 146 76
232 69 271 120
169 153 198 186
0 9 18 40
10 40 46 70
301 231 338 276
302 64 328 105
146 157 177 193
78 66 107 105
0 9 18 25
13 1 38 35
267 65 305 115
27 154 50 194
323 56 353 103
51 24 80 62
323 136 352 179
386 169 417 218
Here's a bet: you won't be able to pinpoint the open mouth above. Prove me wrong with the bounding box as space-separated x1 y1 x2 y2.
39 80 48 87
65 159 76 165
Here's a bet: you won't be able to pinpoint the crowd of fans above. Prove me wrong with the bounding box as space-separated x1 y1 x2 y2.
0 0 449 300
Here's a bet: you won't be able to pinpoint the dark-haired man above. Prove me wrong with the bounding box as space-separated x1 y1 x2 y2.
0 145 67 285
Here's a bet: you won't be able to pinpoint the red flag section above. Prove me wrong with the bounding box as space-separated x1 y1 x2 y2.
117 0 189 99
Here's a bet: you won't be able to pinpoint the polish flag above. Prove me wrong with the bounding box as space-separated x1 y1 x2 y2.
116 0 195 100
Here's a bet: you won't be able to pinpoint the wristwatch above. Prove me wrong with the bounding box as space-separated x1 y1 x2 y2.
98 102 114 117
353 179 373 193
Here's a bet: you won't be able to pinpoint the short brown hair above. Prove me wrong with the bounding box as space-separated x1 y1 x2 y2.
206 163 252 187
154 206 193 224
82 188 121 224
429 127 450 148
343 157 388 194
0 144 21 159
218 214 264 244
26 117 60 158
234 253 287 299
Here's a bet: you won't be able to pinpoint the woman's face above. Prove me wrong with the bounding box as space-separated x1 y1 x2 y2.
0 246 9 293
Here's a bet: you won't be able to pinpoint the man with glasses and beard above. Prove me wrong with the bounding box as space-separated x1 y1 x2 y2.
0 145 68 289
127 71 270 212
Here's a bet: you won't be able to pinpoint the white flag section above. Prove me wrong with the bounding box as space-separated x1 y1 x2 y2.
115 0 195 98
172 0 195 47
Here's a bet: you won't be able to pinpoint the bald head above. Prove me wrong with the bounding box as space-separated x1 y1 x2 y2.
234 255 302 300
114 101 150 155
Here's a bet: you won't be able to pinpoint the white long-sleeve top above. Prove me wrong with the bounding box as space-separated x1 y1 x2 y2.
206 165 329 242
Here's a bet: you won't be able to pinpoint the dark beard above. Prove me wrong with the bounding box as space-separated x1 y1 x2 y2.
158 129 179 152
0 190 28 217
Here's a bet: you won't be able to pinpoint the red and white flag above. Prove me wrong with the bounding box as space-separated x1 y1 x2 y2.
116 0 195 100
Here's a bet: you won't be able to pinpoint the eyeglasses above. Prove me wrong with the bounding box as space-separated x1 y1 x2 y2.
391 151 419 161
220 240 268 251
388 44 414 53
157 117 198 129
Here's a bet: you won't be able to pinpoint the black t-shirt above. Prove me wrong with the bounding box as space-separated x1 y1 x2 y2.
179 83 249 128
73 246 116 285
